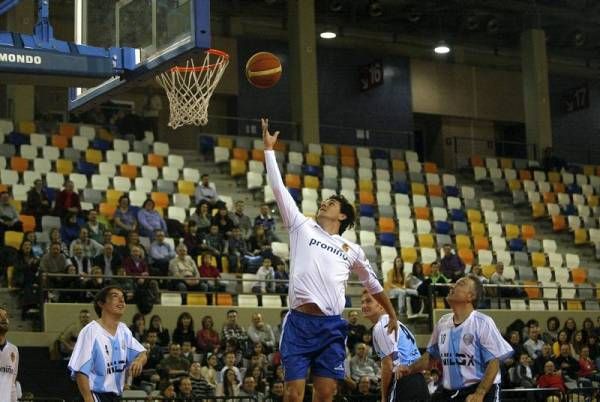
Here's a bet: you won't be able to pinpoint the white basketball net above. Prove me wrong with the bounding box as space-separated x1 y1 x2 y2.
155 49 229 129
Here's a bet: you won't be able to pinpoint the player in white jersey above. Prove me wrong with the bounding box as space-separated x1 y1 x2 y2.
0 307 18 402
68 286 147 402
262 118 398 402
396 275 513 402
361 290 428 402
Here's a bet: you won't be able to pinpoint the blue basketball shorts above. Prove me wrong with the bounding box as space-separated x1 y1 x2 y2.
279 310 348 381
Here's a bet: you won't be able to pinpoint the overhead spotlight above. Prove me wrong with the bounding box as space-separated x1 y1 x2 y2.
367 0 383 18
486 17 500 34
328 0 344 12
320 30 337 39
572 29 586 47
465 15 480 31
434 40 451 55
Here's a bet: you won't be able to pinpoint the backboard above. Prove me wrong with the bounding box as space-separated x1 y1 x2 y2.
69 0 211 112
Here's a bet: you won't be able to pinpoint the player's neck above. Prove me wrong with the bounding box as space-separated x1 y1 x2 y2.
0 334 6 345
316 216 340 236
98 314 120 335
451 305 474 325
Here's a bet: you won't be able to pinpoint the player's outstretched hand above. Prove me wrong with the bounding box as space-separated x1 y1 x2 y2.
129 359 144 377
385 317 398 337
395 365 410 379
261 118 279 150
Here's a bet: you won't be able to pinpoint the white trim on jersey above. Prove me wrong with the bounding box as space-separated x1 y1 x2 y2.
265 150 383 315
0 341 18 402
68 321 145 395
426 310 513 390
372 314 420 367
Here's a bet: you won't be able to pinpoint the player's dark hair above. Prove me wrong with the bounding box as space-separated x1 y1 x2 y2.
93 286 125 317
467 274 483 308
328 195 355 235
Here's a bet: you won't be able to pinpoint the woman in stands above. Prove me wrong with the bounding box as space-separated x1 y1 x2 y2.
172 312 196 346
24 178 50 226
247 224 274 260
405 261 426 313
196 315 220 355
552 330 573 357
201 353 219 390
47 228 69 255
543 316 560 345
137 199 167 239
53 180 81 218
23 232 43 258
113 195 138 236
14 240 41 318
148 314 170 347
216 368 240 399
563 317 577 341
572 330 587 360
60 212 81 245
190 201 212 235
384 256 411 315
129 312 147 343
582 318 595 340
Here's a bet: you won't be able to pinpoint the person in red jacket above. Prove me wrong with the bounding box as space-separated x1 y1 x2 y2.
537 360 565 400
196 315 220 354
122 245 149 283
54 180 81 217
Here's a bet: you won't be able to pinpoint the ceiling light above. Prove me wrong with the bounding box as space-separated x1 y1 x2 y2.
367 0 383 18
434 41 451 55
486 17 500 34
328 0 344 12
320 30 337 39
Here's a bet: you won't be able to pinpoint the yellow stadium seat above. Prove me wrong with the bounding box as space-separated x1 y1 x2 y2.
305 153 321 167
508 179 522 191
411 183 426 195
19 215 35 232
531 202 546 219
392 160 406 172
120 164 138 179
587 195 599 207
531 252 546 267
574 228 588 245
85 149 103 164
232 148 249 161
4 231 23 250
583 165 595 176
217 137 234 149
359 191 375 205
547 171 561 183
220 256 230 273
456 235 472 250
505 224 520 240
521 224 536 240
58 123 77 138
566 300 582 311
435 297 446 309
470 222 486 237
178 180 195 196
187 293 208 306
106 189 123 205
482 265 496 279
500 158 513 169
56 159 73 174
99 203 116 218
10 200 21 213
467 209 482 223
97 128 113 141
400 247 418 263
18 121 36 134
151 192 169 209
553 182 565 194
322 144 337 156
458 248 474 265
147 153 165 168
359 180 373 192
304 176 319 190
418 234 434 248
285 174 301 189
571 268 587 284
216 293 233 306
473 235 489 251
230 159 247 178
10 156 28 173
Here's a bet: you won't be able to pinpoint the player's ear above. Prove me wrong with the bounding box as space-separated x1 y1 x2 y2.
338 212 347 222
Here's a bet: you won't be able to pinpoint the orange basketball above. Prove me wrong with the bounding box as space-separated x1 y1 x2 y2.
245 52 282 89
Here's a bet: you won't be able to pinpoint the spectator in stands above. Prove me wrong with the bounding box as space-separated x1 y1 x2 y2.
159 343 191 379
138 199 167 239
582 318 595 340
226 226 249 272
489 262 520 297
537 361 565 399
273 259 289 299
56 263 84 303
47 228 69 255
577 345 600 382
70 227 103 258
196 315 220 354
83 266 106 300
572 330 587 360
24 179 50 225
201 353 219 390
543 317 560 345
587 334 600 365
82 210 106 244
130 312 147 342
440 244 464 282
249 364 268 394
503 330 525 371
0 192 22 244
238 375 263 402
524 325 546 360
124 231 146 258
201 224 226 258
247 313 276 353
563 318 577 342
190 202 212 235
508 352 536 389
54 180 81 217
219 351 243 384
24 232 43 257
92 243 120 277
470 264 488 285
554 343 580 383
177 376 195 400
160 383 177 401
270 381 284 402
346 310 366 354
169 243 203 303
189 362 214 398
113 195 138 235
172 312 196 346
351 376 377 401
147 315 170 347
251 342 269 369
60 212 81 245
212 205 235 238
195 174 221 209
247 224 273 260
254 204 276 237
182 221 201 258
253 257 275 294
197 253 223 294
428 261 449 297
221 309 249 349
68 243 92 275
533 343 554 377
181 340 195 364
553 330 572 357
541 146 565 172
122 245 149 277
385 256 409 314
216 368 240 398
143 329 163 370
349 342 380 383
230 200 252 238
15 240 41 316
150 229 175 276
405 261 427 313
40 241 69 280
112 266 135 303
58 309 91 358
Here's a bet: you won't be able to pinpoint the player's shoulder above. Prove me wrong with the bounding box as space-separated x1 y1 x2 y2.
373 314 389 335
336 236 362 257
79 320 99 336
118 322 133 336
471 310 496 326
436 313 455 329
5 341 18 353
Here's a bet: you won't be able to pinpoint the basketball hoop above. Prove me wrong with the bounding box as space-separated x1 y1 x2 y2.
156 49 229 129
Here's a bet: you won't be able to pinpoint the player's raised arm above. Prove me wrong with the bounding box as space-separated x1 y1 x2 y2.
262 118 304 230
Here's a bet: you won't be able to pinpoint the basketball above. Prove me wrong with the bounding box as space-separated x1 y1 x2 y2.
245 52 282 88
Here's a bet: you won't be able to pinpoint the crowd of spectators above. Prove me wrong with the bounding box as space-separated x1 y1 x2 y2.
0 174 290 318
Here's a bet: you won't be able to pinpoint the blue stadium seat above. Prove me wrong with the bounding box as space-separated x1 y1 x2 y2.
77 161 98 176
434 221 451 234
393 180 409 194
199 135 215 155
509 238 525 252
380 233 395 247
562 204 577 216
444 185 459 197
287 188 301 203
450 208 466 222
372 149 388 159
566 183 581 194
7 132 28 146
359 205 375 217
303 165 320 176
91 138 111 151
45 188 57 202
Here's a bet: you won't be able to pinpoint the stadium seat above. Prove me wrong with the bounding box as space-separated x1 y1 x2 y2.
457 248 474 265
147 154 165 168
161 293 182 306
56 159 73 174
400 247 418 263
99 203 116 218
570 268 587 284
151 192 169 209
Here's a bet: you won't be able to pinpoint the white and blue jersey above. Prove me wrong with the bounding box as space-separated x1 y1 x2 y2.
372 314 420 366
427 311 513 391
68 321 145 395
0 341 18 402
265 150 383 315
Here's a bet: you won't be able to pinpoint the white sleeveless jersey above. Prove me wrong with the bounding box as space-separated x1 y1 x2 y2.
68 321 145 395
0 341 18 402
427 310 513 390
265 150 383 315
372 314 420 367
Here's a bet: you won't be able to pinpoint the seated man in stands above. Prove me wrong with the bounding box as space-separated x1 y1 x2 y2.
143 329 164 370
82 210 106 244
159 343 191 380
490 262 521 297
554 343 580 385
349 342 380 384
40 242 70 287
524 325 546 360
53 180 81 218
0 192 22 245
439 244 464 282
92 243 121 278
169 243 203 304
57 309 92 358
68 243 92 275
226 227 248 272
238 376 264 401
69 227 103 259
150 229 175 276
201 224 226 259
218 351 242 384
537 361 565 400
254 204 276 238
221 310 249 350
247 313 276 353
230 200 252 239
194 174 222 210
24 179 50 226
